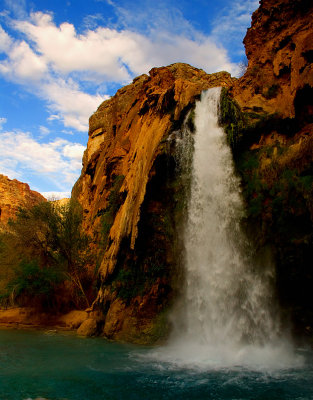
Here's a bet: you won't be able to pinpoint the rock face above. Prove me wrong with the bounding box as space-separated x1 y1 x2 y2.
73 0 313 342
74 63 234 342
0 174 46 225
229 0 313 336
233 0 313 121
0 307 89 331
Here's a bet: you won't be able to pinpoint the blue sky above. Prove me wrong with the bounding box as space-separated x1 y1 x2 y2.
0 0 258 198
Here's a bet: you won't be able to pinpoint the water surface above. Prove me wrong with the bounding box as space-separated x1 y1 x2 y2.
0 329 313 400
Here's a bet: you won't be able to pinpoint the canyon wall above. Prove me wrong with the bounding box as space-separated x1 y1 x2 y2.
73 0 313 341
0 174 46 226
230 0 313 337
73 64 234 342
233 0 313 121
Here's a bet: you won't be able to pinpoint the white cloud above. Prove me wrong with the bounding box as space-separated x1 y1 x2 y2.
122 32 235 75
41 191 71 200
0 37 47 82
0 130 84 191
0 22 107 131
39 125 50 136
10 11 238 79
0 5 248 135
83 13 106 30
42 79 107 131
47 114 60 121
62 143 85 161
14 13 132 81
4 0 27 19
0 25 12 51
0 10 239 133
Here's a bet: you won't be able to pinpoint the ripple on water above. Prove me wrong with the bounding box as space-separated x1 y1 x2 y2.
1 330 313 400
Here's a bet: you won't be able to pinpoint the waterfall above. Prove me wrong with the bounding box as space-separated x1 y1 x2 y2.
150 88 301 369
177 87 280 345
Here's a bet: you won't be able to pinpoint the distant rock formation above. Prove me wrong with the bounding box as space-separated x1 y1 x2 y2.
0 174 46 225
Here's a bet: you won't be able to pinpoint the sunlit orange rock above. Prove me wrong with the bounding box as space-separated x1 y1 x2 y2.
233 0 313 119
0 174 46 226
73 63 234 342
74 63 233 279
73 0 313 343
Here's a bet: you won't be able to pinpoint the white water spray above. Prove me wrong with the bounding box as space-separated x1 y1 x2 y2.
150 88 302 370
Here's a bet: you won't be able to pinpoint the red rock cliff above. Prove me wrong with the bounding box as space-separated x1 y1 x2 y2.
75 63 233 279
73 63 234 342
231 0 313 337
73 0 313 342
233 0 313 120
0 174 46 226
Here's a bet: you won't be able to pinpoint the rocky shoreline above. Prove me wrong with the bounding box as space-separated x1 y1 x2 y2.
0 307 99 336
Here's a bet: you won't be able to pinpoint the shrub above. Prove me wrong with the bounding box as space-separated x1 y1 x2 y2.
6 259 64 308
0 199 95 310
219 88 246 151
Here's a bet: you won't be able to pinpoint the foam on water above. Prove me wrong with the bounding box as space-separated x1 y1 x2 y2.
1 330 312 399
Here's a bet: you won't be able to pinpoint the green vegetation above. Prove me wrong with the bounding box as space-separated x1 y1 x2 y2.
98 175 125 248
219 88 313 333
186 108 196 132
0 199 96 310
145 309 170 344
237 146 313 230
263 84 280 99
219 89 301 157
111 249 168 302
106 148 187 307
219 88 246 150
237 142 313 333
4 259 64 309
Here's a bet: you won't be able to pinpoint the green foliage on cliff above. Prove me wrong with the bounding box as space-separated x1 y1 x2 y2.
237 142 313 332
218 89 301 156
106 150 183 307
186 109 196 133
111 249 168 302
238 146 313 231
0 199 95 310
219 88 246 150
99 175 125 248
219 87 313 333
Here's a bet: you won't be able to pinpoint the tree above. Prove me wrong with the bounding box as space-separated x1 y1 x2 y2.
0 199 95 310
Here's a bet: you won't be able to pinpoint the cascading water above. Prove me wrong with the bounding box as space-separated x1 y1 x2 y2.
150 88 302 369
